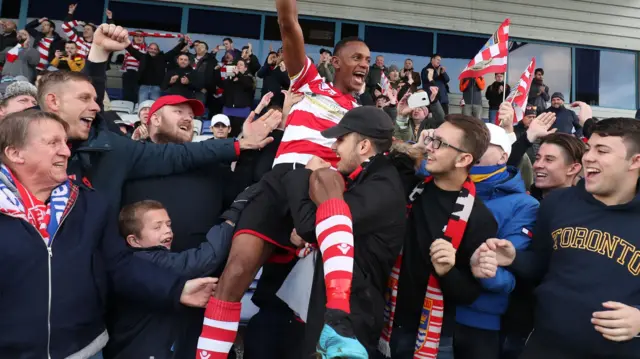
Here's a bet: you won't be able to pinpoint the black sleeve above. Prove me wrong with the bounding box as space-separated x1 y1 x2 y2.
162 70 174 91
282 170 403 244
438 205 498 305
257 63 271 79
507 132 533 167
508 197 554 281
83 60 108 111
125 44 145 62
248 55 261 75
25 20 40 37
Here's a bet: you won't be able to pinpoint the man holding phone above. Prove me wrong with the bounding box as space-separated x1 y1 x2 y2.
51 41 85 72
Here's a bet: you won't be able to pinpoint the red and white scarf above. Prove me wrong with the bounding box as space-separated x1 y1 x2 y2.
0 165 73 245
379 176 476 358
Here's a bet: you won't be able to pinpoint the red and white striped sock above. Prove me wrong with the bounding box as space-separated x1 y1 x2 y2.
195 297 241 359
315 198 354 314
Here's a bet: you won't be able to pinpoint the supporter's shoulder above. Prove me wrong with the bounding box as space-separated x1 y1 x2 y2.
471 197 498 226
543 185 581 204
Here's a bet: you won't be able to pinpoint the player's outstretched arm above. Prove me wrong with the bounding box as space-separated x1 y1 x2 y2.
276 0 306 77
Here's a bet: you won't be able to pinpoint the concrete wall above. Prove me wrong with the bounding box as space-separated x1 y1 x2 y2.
157 0 640 51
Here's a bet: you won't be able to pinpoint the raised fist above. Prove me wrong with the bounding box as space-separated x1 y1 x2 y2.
93 24 130 52
68 4 77 14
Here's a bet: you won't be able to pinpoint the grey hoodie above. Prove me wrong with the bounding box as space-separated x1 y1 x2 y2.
0 45 40 83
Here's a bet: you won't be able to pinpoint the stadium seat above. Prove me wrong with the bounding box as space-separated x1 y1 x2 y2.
110 100 135 114
192 134 213 142
201 120 213 135
193 119 203 136
117 113 139 126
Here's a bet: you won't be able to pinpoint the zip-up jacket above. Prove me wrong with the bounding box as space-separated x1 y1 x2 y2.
456 167 538 330
0 181 185 359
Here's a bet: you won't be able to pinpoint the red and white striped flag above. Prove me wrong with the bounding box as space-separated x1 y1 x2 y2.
506 57 536 123
459 19 510 80
522 228 533 238
5 44 22 63
379 71 390 96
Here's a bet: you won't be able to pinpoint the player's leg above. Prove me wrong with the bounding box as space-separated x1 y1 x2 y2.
314 198 367 359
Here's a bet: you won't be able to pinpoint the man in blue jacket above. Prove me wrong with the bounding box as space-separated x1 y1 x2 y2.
458 123 538 359
0 110 216 359
36 23 278 216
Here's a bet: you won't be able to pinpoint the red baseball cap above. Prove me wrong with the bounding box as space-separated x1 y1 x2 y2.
147 95 205 124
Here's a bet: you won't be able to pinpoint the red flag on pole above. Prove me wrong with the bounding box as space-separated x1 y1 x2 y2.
458 19 510 80
506 57 536 123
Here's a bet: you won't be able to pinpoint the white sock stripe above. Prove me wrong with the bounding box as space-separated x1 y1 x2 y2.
319 231 354 253
197 337 234 353
316 215 352 236
202 317 240 331
324 256 354 274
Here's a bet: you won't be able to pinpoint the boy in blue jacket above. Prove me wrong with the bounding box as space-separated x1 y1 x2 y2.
104 184 259 359
455 123 538 359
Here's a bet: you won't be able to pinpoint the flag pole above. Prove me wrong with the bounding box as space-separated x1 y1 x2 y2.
502 40 509 103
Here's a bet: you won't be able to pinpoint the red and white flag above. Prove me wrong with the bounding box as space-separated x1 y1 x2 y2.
522 228 533 238
5 44 22 63
506 57 536 123
379 71 390 96
459 19 510 80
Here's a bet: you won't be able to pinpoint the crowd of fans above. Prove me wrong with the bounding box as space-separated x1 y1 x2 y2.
0 1 639 359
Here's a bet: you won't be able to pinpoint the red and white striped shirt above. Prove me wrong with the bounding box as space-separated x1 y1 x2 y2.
273 58 358 167
36 37 54 71
214 62 232 98
122 43 146 72
61 21 92 58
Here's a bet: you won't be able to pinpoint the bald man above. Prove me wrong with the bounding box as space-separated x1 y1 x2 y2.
0 20 17 52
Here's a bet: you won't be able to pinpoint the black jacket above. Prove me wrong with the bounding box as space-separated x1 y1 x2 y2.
104 223 234 359
0 182 185 359
76 60 239 219
125 42 183 86
242 54 261 76
486 81 511 110
223 72 255 109
0 30 17 55
544 106 582 136
162 66 196 98
283 154 407 357
190 52 218 92
25 19 63 65
257 62 290 107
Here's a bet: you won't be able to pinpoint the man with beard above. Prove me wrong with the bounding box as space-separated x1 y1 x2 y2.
544 92 581 135
528 68 550 116
25 17 63 71
121 94 277 358
163 53 195 98
62 3 113 58
195 0 372 357
37 23 278 219
0 30 40 83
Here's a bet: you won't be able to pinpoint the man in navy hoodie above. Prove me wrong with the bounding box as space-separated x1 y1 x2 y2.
481 117 640 358
456 123 538 359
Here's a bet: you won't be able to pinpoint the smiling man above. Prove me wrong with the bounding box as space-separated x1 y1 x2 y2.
482 118 640 358
531 133 585 200
195 1 371 358
35 23 278 221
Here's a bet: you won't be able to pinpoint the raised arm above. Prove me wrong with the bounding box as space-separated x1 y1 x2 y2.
276 0 307 77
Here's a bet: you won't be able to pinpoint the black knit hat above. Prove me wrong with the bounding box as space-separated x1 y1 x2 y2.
551 92 565 101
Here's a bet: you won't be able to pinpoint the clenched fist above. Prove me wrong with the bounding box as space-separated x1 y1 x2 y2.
94 24 130 52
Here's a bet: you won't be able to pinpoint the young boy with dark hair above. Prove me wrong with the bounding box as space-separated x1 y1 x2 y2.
103 185 259 359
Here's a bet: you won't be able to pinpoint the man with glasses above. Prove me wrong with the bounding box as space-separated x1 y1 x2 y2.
379 114 497 359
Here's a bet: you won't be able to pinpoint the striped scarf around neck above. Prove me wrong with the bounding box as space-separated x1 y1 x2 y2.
379 175 476 358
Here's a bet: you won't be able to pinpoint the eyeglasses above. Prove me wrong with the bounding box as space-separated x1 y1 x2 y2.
424 135 467 153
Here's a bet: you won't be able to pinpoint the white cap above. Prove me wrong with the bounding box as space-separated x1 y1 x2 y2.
138 100 155 111
485 123 512 157
211 114 230 127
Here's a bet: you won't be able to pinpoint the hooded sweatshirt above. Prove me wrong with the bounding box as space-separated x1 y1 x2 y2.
512 180 640 357
455 165 538 330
